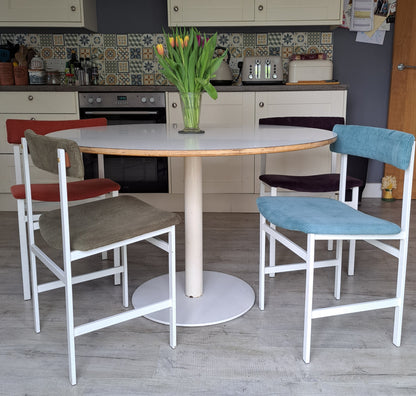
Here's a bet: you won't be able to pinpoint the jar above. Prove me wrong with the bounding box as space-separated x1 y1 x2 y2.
30 55 44 70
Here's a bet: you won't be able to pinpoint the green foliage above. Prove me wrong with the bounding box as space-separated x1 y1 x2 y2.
155 27 227 100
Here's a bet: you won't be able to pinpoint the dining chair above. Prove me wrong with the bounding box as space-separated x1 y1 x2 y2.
257 124 415 363
259 116 363 276
22 130 180 385
6 118 121 301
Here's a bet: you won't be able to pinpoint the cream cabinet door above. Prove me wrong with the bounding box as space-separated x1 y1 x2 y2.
168 0 254 26
167 92 256 194
0 0 97 30
255 90 347 193
254 0 343 25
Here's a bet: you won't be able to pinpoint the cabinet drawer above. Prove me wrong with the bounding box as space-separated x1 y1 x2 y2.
0 92 78 114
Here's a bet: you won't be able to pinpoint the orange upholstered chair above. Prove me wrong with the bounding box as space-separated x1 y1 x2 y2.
6 118 121 300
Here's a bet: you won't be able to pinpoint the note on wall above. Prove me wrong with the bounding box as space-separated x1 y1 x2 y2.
350 0 374 31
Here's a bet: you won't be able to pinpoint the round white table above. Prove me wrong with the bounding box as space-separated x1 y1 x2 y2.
50 123 336 327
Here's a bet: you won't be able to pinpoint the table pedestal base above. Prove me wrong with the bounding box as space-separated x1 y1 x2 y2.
131 271 255 327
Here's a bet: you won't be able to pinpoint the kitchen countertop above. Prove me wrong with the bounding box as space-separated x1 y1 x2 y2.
0 83 348 92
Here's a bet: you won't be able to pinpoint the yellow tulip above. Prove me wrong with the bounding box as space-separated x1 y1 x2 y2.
156 44 164 56
176 36 180 48
184 35 189 47
169 37 175 47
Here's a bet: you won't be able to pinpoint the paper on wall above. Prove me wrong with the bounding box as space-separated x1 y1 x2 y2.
350 0 374 31
356 30 386 45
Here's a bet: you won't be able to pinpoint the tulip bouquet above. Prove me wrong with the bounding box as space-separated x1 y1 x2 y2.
155 27 226 132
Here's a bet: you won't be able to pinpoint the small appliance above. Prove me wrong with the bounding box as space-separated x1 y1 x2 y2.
241 56 283 85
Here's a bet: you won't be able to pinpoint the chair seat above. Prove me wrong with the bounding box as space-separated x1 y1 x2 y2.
10 178 120 202
259 173 363 192
39 195 182 251
257 196 401 235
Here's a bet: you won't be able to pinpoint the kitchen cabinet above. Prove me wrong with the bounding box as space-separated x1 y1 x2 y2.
0 92 79 210
168 0 343 26
167 91 256 194
0 0 97 30
254 90 347 193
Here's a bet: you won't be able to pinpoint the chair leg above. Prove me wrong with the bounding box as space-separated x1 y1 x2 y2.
29 249 40 333
121 246 128 308
259 216 266 311
113 247 121 285
334 240 342 300
268 224 276 278
303 234 315 364
393 239 408 346
169 227 177 349
17 199 31 300
347 240 356 276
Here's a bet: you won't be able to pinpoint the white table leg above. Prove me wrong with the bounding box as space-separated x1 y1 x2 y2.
184 156 203 298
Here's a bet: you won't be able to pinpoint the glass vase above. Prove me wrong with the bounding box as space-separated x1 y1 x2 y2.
179 92 204 134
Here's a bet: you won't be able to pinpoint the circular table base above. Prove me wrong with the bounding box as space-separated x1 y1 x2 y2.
131 271 255 327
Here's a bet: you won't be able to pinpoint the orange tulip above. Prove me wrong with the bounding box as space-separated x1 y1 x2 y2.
175 36 180 48
184 35 189 47
156 44 164 56
179 38 184 48
169 37 175 47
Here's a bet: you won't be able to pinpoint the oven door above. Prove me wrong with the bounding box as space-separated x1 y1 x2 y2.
80 107 168 193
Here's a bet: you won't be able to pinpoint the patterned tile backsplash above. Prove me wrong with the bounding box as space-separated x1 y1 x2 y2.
0 32 333 85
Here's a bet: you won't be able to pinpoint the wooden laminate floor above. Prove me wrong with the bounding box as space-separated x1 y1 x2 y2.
1 199 416 395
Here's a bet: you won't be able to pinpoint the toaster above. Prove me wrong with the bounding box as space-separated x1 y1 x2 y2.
241 56 283 85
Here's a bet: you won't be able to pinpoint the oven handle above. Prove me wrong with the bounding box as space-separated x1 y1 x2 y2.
83 110 160 116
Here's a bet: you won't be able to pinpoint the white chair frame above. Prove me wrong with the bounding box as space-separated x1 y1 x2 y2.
259 137 415 363
22 137 176 385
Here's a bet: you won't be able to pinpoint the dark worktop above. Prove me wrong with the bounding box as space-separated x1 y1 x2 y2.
0 83 348 92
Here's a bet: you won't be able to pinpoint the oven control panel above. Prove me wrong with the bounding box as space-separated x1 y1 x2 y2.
79 92 166 108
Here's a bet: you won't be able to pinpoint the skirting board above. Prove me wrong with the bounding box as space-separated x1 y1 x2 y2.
362 183 382 198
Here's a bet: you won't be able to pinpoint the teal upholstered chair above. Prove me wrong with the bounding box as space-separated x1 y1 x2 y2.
257 125 415 363
22 130 180 385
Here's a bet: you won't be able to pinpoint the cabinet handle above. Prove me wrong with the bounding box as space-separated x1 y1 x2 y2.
172 102 178 108
30 117 36 120
28 95 34 101
71 5 76 12
258 5 264 11
173 5 179 12
259 102 264 108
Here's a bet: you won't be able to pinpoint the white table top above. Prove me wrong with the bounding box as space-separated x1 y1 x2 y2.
49 124 337 157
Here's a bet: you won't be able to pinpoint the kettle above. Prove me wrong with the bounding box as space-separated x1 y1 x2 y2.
211 47 233 85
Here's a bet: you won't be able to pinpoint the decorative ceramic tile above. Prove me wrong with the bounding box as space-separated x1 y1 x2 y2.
129 60 143 73
307 32 321 46
294 46 307 55
229 47 242 59
118 73 131 85
230 33 243 47
256 46 268 56
105 61 117 73
79 48 91 58
118 61 129 73
321 45 333 58
142 48 154 60
154 34 165 45
141 34 154 47
115 34 127 47
53 34 64 46
269 47 281 56
281 46 294 58
243 34 256 47
66 48 78 59
256 33 268 46
39 34 53 46
53 47 66 59
78 34 91 47
294 32 307 45
1 33 15 44
217 33 230 47
281 33 294 46
91 47 104 60
143 74 155 85
40 47 53 59
268 33 282 46
307 46 320 54
321 32 333 45
243 48 255 57
15 34 27 45
142 60 156 73
105 73 117 85
27 34 40 47
129 47 141 59
91 34 104 47
128 34 142 47
117 47 129 60
104 47 117 60
131 74 142 85
103 34 116 47
155 73 168 86
64 34 78 47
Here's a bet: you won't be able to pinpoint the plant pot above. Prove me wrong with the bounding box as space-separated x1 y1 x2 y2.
382 189 395 201
179 92 204 134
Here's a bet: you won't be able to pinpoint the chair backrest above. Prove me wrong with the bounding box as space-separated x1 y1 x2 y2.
331 125 415 170
259 116 345 131
24 130 84 179
6 118 107 144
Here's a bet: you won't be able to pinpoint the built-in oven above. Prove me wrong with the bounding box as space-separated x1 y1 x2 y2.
79 92 168 193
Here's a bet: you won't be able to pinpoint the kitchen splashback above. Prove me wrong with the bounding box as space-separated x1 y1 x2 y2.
0 32 333 85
